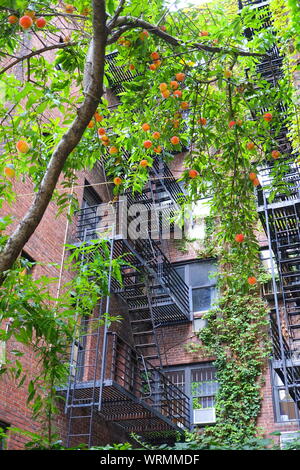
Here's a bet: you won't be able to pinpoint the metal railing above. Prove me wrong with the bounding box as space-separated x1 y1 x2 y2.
70 201 191 320
256 160 300 208
105 51 140 94
106 332 191 429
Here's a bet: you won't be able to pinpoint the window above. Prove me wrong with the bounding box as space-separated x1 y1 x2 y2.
185 199 211 241
70 314 89 382
174 260 217 330
80 182 102 241
0 341 5 369
164 363 218 425
0 319 13 370
273 370 299 422
0 422 9 450
20 251 35 276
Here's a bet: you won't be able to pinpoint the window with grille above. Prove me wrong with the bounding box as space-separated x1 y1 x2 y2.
164 363 218 425
79 182 102 241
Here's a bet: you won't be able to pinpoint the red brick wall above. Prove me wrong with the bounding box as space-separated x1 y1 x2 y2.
0 162 134 449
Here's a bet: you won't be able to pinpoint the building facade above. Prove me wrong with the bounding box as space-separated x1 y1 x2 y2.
1 0 300 450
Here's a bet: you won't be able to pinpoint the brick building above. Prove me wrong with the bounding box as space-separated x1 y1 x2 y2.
1 0 300 450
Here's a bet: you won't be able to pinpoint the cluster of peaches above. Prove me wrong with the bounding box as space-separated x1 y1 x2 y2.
3 140 30 179
7 4 80 30
8 12 47 29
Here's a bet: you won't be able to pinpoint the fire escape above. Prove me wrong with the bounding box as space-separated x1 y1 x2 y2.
64 53 191 447
239 0 300 419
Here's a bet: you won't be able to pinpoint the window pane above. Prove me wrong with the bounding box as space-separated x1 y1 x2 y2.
174 266 185 282
192 287 214 312
0 421 8 450
279 400 297 420
164 369 185 392
191 366 218 410
189 261 217 287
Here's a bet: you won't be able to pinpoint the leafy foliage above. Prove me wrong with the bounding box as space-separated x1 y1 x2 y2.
0 0 299 449
0 239 125 446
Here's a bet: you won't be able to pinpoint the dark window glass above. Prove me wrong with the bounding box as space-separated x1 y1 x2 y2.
192 287 212 312
174 261 217 315
20 251 35 275
274 372 298 422
189 261 217 287
0 422 8 450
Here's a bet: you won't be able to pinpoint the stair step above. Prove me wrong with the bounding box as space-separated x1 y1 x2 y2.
135 343 156 348
131 318 152 324
279 242 300 249
280 258 300 264
282 272 300 278
128 306 150 313
142 355 159 360
286 297 300 303
133 331 154 336
122 283 145 289
126 294 148 301
152 293 169 299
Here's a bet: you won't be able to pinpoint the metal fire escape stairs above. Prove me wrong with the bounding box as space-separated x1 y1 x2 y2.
239 0 300 415
64 53 191 445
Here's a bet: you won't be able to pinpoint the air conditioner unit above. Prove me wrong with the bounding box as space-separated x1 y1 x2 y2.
280 431 300 449
193 408 216 425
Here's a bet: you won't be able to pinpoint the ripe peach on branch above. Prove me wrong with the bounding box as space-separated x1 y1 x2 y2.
113 177 122 186
8 16 18 24
19 16 33 29
16 140 30 154
189 169 198 179
142 123 150 131
143 140 152 149
4 164 15 178
235 234 244 243
170 136 180 145
175 73 185 82
35 17 46 28
198 118 207 126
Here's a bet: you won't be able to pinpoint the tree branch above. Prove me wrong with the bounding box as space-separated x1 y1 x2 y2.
108 16 267 57
0 42 78 76
107 0 126 30
0 0 107 280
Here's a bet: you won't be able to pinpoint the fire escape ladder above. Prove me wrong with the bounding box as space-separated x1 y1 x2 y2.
65 236 117 448
65 296 108 448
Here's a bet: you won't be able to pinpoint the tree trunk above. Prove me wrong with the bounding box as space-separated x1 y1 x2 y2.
0 0 107 283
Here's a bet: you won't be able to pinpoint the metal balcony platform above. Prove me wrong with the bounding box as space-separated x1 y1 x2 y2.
65 332 191 444
67 380 187 433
